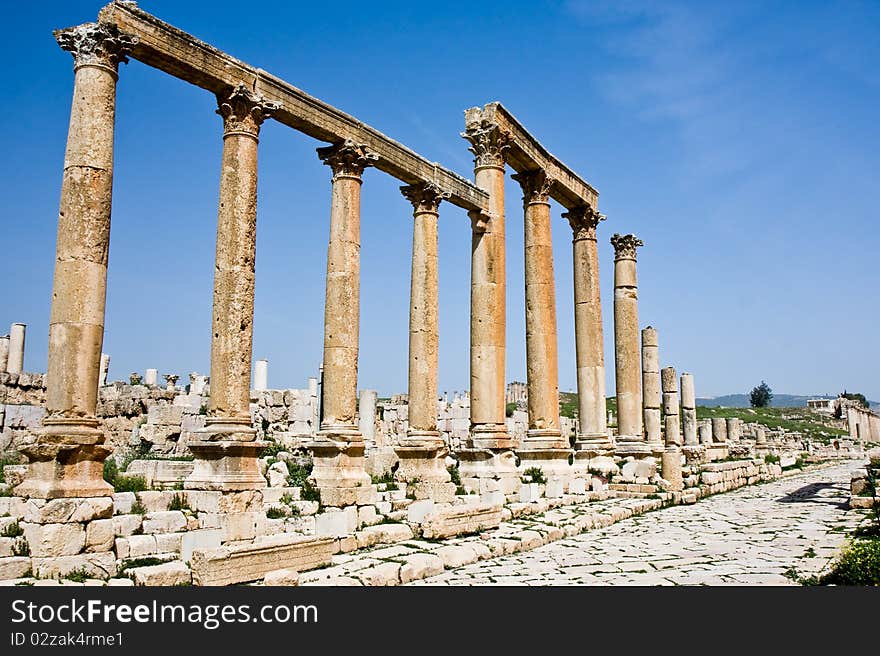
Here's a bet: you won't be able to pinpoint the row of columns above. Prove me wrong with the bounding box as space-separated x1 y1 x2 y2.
20 20 702 502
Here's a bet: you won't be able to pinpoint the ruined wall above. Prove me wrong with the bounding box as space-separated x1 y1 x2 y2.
847 405 880 443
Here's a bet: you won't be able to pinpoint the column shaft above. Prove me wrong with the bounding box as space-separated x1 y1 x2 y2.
7 323 25 374
611 234 645 454
681 373 699 446
512 170 562 442
642 326 662 451
661 366 681 446
18 23 135 498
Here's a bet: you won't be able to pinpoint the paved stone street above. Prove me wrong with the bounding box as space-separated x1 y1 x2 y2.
411 462 863 585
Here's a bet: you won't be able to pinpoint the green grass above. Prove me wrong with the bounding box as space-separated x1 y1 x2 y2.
695 406 847 443
168 493 189 511
1 520 23 538
63 568 91 583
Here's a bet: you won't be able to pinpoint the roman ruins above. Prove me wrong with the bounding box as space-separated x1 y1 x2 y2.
0 2 872 586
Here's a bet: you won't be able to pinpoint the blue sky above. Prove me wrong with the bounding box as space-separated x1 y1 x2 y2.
2 0 878 400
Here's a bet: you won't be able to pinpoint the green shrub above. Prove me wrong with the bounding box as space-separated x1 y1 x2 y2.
505 402 517 418
370 471 395 485
63 568 90 583
118 556 171 575
130 500 147 515
103 457 147 493
12 538 29 556
168 493 189 511
522 467 546 484
1 520 23 538
818 538 880 586
265 507 287 519
447 465 461 486
287 462 321 502
764 454 780 464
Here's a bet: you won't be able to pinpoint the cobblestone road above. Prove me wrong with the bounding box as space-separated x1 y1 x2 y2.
412 462 863 585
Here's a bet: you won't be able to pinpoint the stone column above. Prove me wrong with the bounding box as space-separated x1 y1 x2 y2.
6 323 26 374
641 326 663 454
144 368 158 387
755 426 768 454
726 417 741 442
680 373 698 446
511 169 569 481
711 417 728 444
611 234 647 456
98 353 110 387
164 374 178 392
254 359 268 392
458 116 518 494
699 419 713 444
185 84 277 492
358 390 378 444
660 366 683 490
394 182 454 501
16 24 135 499
0 335 9 373
564 205 611 459
307 139 376 506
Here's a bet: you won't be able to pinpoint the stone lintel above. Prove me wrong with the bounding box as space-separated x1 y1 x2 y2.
94 1 488 213
465 102 598 208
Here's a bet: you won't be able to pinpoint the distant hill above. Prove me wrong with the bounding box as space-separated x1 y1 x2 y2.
697 394 878 409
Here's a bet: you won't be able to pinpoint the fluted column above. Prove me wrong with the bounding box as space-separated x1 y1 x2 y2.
395 183 454 501
308 140 376 506
612 233 648 456
565 205 611 457
642 326 663 453
186 84 277 491
17 23 135 499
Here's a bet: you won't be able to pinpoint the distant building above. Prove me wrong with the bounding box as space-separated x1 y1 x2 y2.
506 381 527 405
806 398 837 414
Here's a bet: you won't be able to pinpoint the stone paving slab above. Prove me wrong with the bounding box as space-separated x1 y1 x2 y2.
409 462 864 586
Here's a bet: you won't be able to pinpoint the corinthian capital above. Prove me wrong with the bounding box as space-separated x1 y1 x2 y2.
563 204 606 240
54 22 137 73
317 139 378 180
461 121 511 170
511 169 555 206
400 182 450 214
610 233 644 260
216 84 279 138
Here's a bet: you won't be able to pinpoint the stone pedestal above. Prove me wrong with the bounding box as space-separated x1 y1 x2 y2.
711 417 728 445
564 205 611 457
307 432 373 506
699 419 713 445
611 234 647 456
394 434 455 503
185 440 269 491
458 447 520 496
18 24 136 499
661 446 683 491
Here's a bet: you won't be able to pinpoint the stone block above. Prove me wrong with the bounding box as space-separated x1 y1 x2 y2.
155 532 183 553
107 578 134 586
436 544 479 568
112 514 143 537
22 522 85 557
218 490 263 514
113 492 135 515
314 507 358 538
180 529 223 564
147 404 185 425
519 483 542 503
114 538 129 560
221 512 260 541
406 499 435 524
399 553 443 584
23 497 112 524
32 552 116 580
190 535 334 586
0 556 32 580
264 568 299 586
85 519 115 552
358 505 380 526
480 490 505 506
354 523 414 549
421 504 502 540
129 560 191 586
568 478 587 494
128 534 158 558
185 491 221 513
137 491 172 514
142 511 187 534
357 561 400 586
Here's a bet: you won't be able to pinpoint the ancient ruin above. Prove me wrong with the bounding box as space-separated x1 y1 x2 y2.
0 2 872 587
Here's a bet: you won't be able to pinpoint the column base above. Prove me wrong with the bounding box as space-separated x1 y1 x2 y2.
615 437 652 457
468 424 516 450
517 446 573 490
184 440 269 491
682 445 707 465
707 443 728 461
647 439 666 457
573 433 615 458
15 443 114 499
457 447 519 495
198 416 257 441
307 429 373 507
394 432 454 501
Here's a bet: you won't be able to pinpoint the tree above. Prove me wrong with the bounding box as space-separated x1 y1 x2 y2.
841 390 870 409
750 381 773 408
